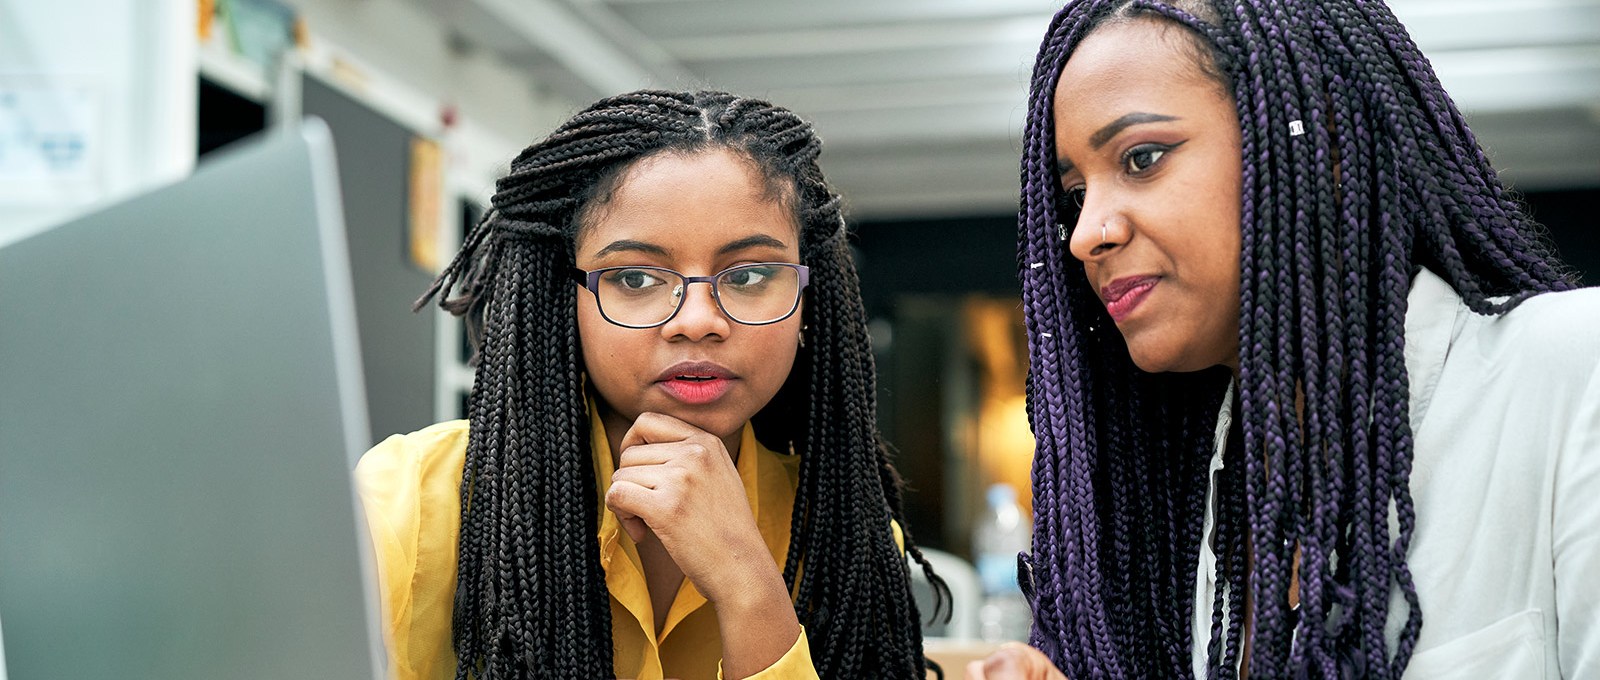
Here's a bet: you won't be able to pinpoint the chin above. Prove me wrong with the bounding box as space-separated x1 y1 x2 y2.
657 405 747 442
1128 353 1178 374
1126 343 1210 374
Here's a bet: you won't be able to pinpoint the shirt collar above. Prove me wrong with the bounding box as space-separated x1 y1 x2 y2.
1403 267 1469 432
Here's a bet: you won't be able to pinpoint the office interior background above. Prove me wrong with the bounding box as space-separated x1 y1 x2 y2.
4 0 1598 645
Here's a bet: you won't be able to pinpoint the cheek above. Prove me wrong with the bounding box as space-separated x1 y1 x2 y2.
1179 164 1243 294
575 296 602 354
576 298 625 383
1080 260 1103 288
1210 210 1243 295
745 322 801 383
765 321 801 356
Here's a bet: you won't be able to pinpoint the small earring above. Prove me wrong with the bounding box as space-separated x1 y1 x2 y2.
798 329 806 348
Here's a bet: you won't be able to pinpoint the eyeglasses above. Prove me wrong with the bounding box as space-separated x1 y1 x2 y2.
571 262 810 329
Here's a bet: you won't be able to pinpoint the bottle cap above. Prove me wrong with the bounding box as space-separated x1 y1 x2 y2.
987 483 1016 508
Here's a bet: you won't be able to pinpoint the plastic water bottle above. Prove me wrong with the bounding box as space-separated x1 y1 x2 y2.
973 483 1032 641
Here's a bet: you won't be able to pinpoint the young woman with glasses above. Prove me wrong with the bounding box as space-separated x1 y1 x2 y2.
355 90 944 680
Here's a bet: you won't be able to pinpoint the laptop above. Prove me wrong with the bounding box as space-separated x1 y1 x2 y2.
0 120 382 679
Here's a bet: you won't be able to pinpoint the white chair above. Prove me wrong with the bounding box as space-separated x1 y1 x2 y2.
908 547 982 640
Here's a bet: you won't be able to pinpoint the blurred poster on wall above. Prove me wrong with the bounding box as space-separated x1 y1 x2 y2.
408 136 442 272
0 80 101 205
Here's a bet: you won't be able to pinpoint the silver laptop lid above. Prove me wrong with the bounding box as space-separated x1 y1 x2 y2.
0 120 381 679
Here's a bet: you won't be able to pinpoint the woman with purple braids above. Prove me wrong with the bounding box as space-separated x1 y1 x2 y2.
968 0 1600 678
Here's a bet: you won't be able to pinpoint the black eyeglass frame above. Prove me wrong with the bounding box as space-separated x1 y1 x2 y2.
569 262 811 329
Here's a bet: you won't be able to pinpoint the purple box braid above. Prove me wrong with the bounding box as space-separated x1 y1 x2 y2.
1018 1 1577 678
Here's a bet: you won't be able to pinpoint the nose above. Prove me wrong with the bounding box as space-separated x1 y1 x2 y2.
659 280 731 342
1066 192 1126 263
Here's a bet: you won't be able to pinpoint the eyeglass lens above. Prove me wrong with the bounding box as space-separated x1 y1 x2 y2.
595 264 802 326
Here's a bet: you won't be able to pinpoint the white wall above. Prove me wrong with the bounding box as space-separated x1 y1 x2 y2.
274 0 582 415
0 0 580 249
280 0 578 197
0 0 195 246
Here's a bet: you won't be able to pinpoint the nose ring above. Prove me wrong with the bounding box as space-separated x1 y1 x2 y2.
1101 223 1108 245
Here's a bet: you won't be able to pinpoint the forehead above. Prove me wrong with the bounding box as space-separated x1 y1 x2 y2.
576 148 799 254
1053 19 1219 124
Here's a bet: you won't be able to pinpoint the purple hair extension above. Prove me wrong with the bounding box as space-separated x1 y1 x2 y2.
1017 1 1577 678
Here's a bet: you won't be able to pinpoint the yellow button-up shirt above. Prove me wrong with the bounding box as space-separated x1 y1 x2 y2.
355 409 818 680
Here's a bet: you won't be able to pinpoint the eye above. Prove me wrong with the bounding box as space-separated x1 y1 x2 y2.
603 268 667 292
722 265 775 290
1123 143 1175 174
1063 185 1087 209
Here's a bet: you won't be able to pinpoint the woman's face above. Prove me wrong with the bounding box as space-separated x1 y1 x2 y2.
575 148 803 451
1053 18 1243 373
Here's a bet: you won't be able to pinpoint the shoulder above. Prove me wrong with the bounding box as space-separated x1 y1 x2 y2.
354 422 469 680
354 420 470 509
1466 286 1600 378
356 420 469 473
1495 286 1600 342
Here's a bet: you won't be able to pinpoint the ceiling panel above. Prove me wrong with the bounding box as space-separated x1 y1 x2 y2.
433 0 1600 219
689 49 1034 92
596 0 1057 37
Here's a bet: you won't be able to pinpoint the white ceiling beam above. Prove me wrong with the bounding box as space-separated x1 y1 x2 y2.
469 0 693 95
561 0 691 77
640 2 1600 63
808 105 1024 146
697 45 1599 117
600 0 1058 38
797 63 1600 148
1433 46 1600 112
655 16 1051 61
1395 0 1600 51
691 45 1036 90
770 78 1027 115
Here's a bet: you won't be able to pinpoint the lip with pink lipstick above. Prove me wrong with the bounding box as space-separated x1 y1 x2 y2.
1101 275 1159 322
654 361 738 405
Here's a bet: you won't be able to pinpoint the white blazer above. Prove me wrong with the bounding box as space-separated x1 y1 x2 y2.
1191 268 1600 678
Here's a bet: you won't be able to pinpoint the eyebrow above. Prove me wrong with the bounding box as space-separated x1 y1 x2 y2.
591 233 789 259
717 234 788 255
1090 112 1179 149
1055 111 1182 176
593 239 667 258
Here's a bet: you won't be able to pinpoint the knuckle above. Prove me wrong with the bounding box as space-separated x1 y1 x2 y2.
664 493 687 516
605 482 636 507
